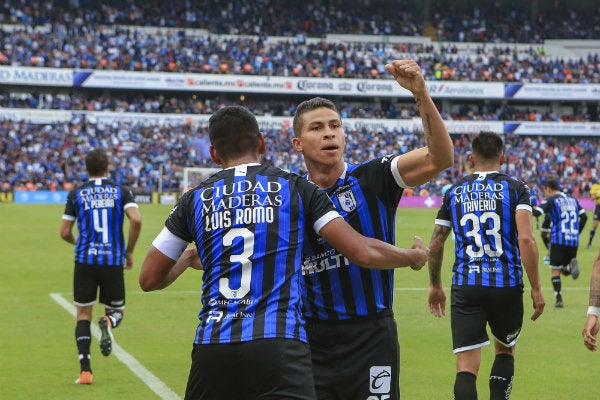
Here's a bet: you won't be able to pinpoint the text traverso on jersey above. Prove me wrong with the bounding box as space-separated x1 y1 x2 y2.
453 182 505 214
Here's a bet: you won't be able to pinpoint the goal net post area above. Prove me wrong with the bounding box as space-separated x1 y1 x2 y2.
182 167 221 193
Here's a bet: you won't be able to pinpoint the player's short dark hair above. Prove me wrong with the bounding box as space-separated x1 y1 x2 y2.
85 149 109 176
208 106 260 161
471 131 504 161
545 179 560 191
292 97 340 137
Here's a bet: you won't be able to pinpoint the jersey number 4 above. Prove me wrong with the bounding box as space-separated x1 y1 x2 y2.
460 212 504 258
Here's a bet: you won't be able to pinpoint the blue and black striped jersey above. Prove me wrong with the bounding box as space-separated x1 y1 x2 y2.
536 192 585 247
301 157 405 320
435 171 531 288
63 178 137 266
164 164 340 345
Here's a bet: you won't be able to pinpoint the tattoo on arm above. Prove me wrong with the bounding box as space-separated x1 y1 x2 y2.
428 225 450 285
414 95 422 108
423 113 432 148
590 277 600 307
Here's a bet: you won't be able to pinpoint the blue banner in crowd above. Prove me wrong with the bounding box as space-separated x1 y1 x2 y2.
14 191 68 204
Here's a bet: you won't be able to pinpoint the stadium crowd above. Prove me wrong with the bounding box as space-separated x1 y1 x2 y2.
0 92 596 122
1 0 599 199
1 117 599 197
0 2 598 82
2 0 599 41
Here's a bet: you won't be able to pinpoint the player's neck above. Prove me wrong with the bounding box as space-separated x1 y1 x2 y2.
220 155 261 169
305 161 345 189
473 163 500 173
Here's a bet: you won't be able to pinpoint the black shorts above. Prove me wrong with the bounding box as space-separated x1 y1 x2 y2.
73 263 125 309
549 244 578 269
593 204 600 221
306 311 399 400
451 286 524 353
184 338 315 400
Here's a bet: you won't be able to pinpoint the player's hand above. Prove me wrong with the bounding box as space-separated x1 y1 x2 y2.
428 286 446 318
582 315 600 351
410 236 428 270
182 247 203 270
530 288 545 321
384 59 426 95
125 251 134 270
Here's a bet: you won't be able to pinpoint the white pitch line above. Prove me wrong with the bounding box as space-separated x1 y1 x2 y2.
49 293 182 400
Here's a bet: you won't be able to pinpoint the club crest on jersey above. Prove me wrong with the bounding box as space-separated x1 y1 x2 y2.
336 190 357 212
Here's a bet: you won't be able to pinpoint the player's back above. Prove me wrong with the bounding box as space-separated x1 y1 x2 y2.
544 193 582 246
65 177 132 266
439 171 531 288
166 164 336 344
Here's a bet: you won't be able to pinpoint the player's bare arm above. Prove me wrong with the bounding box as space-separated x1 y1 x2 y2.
384 59 454 187
583 250 600 351
59 219 77 245
516 209 545 321
319 218 429 270
125 206 142 270
427 224 450 317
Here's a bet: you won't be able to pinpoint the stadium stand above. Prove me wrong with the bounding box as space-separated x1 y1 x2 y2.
0 0 599 199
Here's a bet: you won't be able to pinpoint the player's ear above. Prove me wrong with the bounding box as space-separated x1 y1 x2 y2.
499 154 505 166
209 146 223 165
257 132 266 155
292 136 303 151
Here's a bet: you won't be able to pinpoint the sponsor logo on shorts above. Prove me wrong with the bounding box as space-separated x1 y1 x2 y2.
369 366 391 394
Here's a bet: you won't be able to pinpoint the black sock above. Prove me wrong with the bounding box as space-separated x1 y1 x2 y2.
552 277 561 300
489 354 514 400
75 320 92 372
590 229 596 246
106 309 123 329
542 236 550 250
454 371 477 400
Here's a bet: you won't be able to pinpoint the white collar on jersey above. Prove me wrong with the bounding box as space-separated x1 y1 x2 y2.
223 162 261 171
307 162 348 184
89 177 108 184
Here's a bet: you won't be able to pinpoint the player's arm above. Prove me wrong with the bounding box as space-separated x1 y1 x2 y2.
124 205 142 270
516 209 545 321
578 209 588 233
319 217 429 270
583 249 600 351
427 222 451 317
60 218 76 245
139 227 198 291
384 59 454 187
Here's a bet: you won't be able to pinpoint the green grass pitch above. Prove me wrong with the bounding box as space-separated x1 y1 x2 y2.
1 203 598 399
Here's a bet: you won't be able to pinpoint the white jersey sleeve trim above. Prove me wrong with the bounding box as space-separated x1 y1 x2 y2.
314 211 342 235
390 155 412 189
124 202 139 210
435 219 452 228
152 227 189 261
62 214 76 221
516 204 532 212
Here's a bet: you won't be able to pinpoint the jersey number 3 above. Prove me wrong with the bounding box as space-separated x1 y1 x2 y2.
219 228 254 299
460 212 504 258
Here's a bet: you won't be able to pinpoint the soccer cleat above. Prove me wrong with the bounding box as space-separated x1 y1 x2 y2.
98 316 114 356
75 370 93 384
588 244 592 250
554 300 564 308
569 258 580 280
